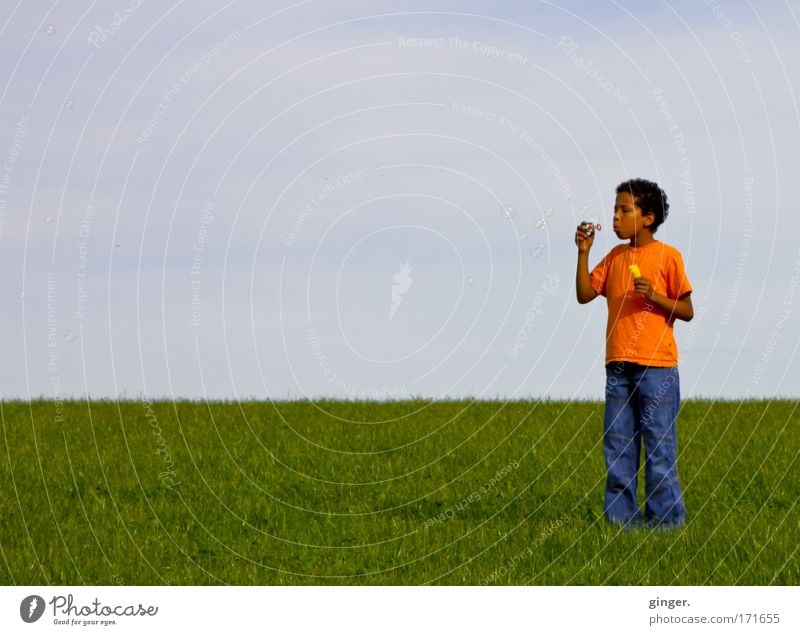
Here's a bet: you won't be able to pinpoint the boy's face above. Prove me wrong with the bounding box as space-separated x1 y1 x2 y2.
612 191 654 240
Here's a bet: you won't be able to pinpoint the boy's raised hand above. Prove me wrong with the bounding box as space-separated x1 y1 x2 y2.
575 223 595 253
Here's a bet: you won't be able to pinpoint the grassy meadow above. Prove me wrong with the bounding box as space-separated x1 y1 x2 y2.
1 399 798 585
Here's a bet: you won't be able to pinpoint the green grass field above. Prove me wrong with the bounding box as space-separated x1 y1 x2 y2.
1 399 798 585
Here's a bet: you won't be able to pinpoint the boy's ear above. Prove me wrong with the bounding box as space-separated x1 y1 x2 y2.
642 210 656 229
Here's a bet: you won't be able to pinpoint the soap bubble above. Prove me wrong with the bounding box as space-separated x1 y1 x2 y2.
18 291 24 299
64 100 74 109
322 172 330 179
44 25 56 36
64 331 76 342
44 216 53 224
466 277 474 285
532 244 545 258
501 205 515 219
545 207 554 217
535 219 546 229
520 232 528 241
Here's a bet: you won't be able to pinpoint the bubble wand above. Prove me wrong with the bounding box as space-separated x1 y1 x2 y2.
579 219 602 237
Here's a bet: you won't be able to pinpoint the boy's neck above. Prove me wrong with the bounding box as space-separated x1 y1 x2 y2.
630 230 656 248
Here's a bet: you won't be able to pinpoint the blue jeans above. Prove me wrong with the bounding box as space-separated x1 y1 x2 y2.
604 362 686 529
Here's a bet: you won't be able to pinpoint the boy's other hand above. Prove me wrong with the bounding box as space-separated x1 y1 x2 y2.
633 276 656 300
575 223 595 253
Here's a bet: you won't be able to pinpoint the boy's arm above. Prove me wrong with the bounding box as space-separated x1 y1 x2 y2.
575 225 598 304
634 279 694 321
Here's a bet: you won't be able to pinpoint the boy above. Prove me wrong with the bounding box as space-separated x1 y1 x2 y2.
575 178 693 529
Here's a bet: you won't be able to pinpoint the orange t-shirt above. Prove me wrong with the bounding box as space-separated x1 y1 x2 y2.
589 241 692 367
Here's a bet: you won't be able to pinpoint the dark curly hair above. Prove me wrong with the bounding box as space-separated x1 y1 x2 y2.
616 178 669 233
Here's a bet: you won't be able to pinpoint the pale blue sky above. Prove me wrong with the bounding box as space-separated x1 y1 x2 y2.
1 0 798 400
